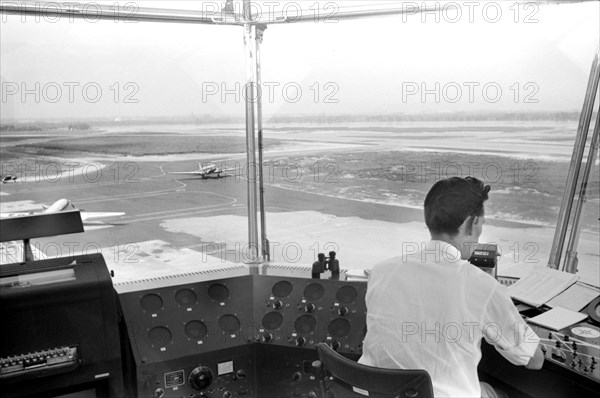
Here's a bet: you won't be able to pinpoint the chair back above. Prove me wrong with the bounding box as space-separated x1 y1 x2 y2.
315 343 434 398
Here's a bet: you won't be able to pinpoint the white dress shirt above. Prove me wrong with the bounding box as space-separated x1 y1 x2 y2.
359 240 540 398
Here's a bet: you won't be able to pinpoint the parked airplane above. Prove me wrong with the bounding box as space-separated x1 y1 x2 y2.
169 163 235 179
1 174 17 183
0 198 125 222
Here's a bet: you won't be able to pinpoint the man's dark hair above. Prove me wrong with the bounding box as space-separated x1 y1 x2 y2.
424 177 491 236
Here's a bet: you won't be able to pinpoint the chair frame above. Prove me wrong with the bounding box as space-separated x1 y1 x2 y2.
315 343 434 398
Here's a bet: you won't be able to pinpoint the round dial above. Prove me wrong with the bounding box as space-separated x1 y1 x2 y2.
188 366 213 391
587 297 600 325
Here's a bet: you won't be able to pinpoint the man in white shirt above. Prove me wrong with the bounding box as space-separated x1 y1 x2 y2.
359 177 544 398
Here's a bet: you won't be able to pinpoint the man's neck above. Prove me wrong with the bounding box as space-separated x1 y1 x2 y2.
430 233 467 260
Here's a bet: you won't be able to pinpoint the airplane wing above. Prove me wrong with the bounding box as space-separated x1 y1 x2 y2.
169 163 220 176
0 212 33 218
80 211 126 221
168 171 207 175
170 168 234 176
1 210 125 222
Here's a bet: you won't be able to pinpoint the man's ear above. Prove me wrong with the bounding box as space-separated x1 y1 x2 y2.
462 215 475 236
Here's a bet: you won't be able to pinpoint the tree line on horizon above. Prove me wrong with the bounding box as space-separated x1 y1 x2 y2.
1 111 592 131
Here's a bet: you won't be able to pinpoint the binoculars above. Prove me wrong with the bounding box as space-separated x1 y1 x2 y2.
312 251 340 279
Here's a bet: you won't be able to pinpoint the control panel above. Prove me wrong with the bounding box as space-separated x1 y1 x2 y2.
138 346 256 398
533 323 600 383
256 345 324 398
118 267 368 397
120 276 255 365
253 276 367 355
480 317 600 397
119 275 257 397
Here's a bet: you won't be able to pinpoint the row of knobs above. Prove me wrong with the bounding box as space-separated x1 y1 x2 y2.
542 343 598 373
264 300 349 349
288 336 341 350
256 332 343 347
301 303 349 316
269 300 349 316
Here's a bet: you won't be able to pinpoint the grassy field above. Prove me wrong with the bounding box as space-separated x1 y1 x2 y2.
8 134 283 157
0 132 283 183
268 150 599 233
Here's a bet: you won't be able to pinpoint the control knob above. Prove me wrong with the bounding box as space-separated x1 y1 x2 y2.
295 337 306 347
189 366 213 391
304 303 316 313
260 333 273 343
550 348 566 362
337 306 349 316
272 300 283 310
236 369 247 379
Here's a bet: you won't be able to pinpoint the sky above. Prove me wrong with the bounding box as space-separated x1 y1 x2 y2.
0 1 599 120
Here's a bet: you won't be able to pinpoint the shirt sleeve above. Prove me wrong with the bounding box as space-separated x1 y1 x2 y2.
482 284 540 366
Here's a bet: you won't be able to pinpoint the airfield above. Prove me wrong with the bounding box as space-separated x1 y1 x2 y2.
1 121 598 286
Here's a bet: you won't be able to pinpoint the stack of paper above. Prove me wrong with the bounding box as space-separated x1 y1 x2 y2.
507 266 579 307
546 282 600 312
527 307 589 331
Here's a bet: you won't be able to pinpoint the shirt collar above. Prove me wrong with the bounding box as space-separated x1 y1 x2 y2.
424 240 463 264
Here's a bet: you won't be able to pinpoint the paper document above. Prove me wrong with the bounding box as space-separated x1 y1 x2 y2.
527 307 588 331
507 266 579 307
345 269 369 279
546 282 600 312
345 268 370 282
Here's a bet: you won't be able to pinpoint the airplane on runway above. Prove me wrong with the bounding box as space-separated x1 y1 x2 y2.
169 163 235 179
1 174 17 183
1 198 126 264
0 198 125 222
